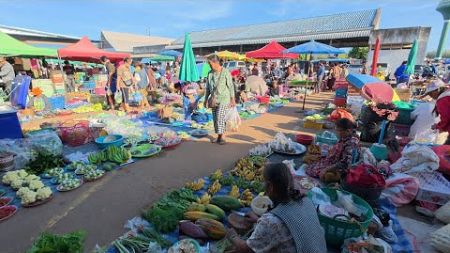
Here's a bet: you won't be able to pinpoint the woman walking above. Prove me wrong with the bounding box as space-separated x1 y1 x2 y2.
204 54 236 145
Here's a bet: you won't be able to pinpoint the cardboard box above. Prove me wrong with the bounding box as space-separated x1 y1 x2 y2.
415 172 450 205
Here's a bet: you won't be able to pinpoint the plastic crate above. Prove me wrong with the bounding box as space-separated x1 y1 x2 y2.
334 97 347 107
303 120 323 130
391 122 411 137
81 80 96 90
335 88 348 98
48 96 65 110
394 107 415 125
415 172 450 205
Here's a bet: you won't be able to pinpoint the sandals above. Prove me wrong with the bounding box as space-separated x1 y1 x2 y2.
211 138 227 145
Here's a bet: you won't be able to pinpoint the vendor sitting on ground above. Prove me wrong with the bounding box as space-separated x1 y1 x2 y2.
227 163 327 253
27 87 50 112
182 82 200 120
306 118 361 183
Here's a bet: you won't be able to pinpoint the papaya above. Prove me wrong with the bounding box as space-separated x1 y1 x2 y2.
196 218 226 240
205 204 225 220
179 220 208 239
187 203 206 212
211 195 242 211
183 211 219 221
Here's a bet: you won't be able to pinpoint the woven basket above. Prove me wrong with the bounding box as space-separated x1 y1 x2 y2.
57 120 92 147
395 88 412 102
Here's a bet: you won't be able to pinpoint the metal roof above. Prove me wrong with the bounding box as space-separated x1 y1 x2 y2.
0 24 80 40
167 9 380 49
101 31 174 53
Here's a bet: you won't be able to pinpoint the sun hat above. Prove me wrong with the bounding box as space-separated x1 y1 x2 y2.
425 79 447 95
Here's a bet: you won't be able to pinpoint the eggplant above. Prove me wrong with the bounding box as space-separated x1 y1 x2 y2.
179 220 208 239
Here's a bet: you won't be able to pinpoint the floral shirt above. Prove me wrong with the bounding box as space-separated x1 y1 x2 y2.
246 213 296 253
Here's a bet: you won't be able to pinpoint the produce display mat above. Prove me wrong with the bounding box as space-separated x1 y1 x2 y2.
379 198 414 253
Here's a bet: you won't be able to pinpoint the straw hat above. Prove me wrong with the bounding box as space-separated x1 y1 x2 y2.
424 79 447 95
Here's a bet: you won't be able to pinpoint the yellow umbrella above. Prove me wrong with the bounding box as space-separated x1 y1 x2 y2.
214 50 241 60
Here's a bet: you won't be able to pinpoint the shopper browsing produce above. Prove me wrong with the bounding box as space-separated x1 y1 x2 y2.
227 163 327 253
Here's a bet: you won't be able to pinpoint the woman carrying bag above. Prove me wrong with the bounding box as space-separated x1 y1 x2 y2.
204 54 236 145
117 57 134 112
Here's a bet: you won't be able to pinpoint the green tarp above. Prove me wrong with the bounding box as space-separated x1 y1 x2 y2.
0 31 57 57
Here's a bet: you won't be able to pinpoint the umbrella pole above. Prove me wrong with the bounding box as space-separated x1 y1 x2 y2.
302 87 307 111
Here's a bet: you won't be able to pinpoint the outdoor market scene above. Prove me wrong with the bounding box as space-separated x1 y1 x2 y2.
1 1 450 253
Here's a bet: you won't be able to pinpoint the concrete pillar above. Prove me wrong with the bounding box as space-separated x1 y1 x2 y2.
437 20 450 58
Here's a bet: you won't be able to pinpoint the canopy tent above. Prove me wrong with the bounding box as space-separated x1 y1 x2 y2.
46 59 102 67
144 55 175 62
159 50 182 58
179 33 199 82
284 40 345 55
311 58 349 63
212 50 242 60
246 41 298 59
0 31 57 57
58 36 129 62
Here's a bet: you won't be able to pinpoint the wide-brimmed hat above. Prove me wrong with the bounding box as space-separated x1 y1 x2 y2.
425 79 447 95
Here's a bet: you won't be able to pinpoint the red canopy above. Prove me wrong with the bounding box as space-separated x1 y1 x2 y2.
58 36 130 62
245 41 298 59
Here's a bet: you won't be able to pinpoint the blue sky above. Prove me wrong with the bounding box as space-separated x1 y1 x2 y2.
0 0 445 51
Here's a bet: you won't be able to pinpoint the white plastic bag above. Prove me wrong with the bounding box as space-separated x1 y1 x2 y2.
114 90 123 104
309 187 331 206
430 224 450 253
390 144 440 174
225 107 241 132
336 191 368 217
414 129 438 145
26 129 63 156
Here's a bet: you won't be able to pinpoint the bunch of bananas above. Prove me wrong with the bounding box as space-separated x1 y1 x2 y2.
208 180 222 195
229 185 240 198
197 193 211 204
307 145 321 155
186 178 205 191
106 146 131 164
209 169 223 181
232 156 267 182
88 151 107 165
240 189 253 206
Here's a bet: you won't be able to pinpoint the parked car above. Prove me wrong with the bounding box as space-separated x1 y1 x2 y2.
223 61 246 71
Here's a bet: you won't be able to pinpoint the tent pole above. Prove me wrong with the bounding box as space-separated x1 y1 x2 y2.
57 54 67 92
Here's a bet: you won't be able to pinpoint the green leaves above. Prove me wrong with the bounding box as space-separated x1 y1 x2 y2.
27 230 86 253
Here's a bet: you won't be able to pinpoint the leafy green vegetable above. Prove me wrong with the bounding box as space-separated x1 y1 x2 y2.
25 150 65 175
142 188 196 233
27 230 86 253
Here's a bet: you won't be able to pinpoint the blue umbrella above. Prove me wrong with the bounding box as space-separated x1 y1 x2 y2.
141 58 157 64
160 50 182 58
284 40 345 55
196 62 211 78
346 73 384 89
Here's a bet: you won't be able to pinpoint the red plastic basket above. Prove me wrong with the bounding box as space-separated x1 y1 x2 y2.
257 96 270 104
57 120 92 147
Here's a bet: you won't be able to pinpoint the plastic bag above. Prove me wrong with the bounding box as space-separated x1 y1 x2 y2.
342 235 393 253
390 144 440 174
336 191 368 217
114 90 123 104
430 224 450 253
435 201 450 224
309 187 331 206
414 129 438 145
124 217 150 234
26 129 63 156
225 107 241 132
0 138 36 169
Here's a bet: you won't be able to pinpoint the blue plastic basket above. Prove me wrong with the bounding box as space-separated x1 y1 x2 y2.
95 135 124 149
48 96 65 110
82 81 96 90
335 88 348 98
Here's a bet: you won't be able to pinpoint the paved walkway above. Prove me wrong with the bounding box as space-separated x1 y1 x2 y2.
1 93 333 252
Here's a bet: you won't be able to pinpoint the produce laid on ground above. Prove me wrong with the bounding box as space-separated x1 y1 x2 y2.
57 178 83 192
83 169 105 182
74 164 97 175
0 205 17 222
27 230 86 253
2 170 53 206
270 132 307 155
23 151 65 176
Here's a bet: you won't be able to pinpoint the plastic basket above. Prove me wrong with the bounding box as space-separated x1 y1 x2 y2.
308 188 374 246
0 152 15 172
334 97 347 107
335 88 348 98
57 120 92 147
48 96 65 110
82 80 96 90
394 107 414 125
304 120 323 130
316 133 338 145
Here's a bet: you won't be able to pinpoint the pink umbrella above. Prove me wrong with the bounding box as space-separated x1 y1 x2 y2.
361 82 394 104
370 37 381 76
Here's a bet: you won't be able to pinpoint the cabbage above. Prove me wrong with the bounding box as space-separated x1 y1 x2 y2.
21 191 37 205
29 180 45 190
36 187 52 200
